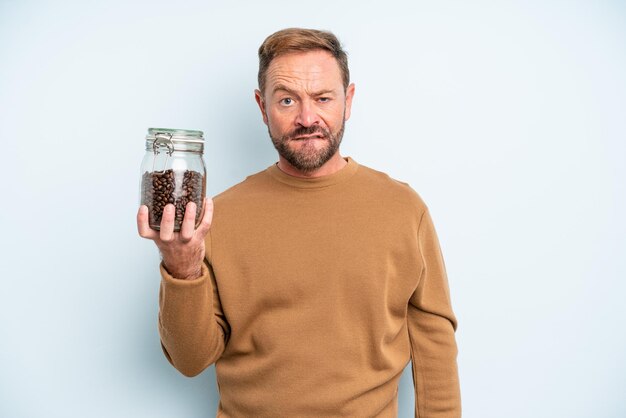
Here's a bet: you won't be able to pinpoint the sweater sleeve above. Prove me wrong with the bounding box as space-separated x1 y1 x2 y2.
158 250 230 377
408 209 461 418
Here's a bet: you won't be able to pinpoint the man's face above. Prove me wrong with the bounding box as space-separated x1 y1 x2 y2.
255 49 355 173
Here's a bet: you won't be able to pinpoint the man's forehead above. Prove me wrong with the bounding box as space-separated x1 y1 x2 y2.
265 50 342 89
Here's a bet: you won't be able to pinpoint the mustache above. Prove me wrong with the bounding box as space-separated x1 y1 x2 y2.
286 125 331 140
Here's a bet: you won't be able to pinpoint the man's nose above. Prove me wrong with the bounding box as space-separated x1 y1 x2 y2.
295 100 320 127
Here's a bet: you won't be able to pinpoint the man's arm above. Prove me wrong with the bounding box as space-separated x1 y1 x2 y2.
158 254 230 377
138 198 229 376
408 209 461 418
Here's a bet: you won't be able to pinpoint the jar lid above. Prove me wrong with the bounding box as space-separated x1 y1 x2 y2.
146 127 204 153
147 127 203 138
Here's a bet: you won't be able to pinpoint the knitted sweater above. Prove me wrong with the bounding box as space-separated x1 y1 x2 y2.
158 157 461 417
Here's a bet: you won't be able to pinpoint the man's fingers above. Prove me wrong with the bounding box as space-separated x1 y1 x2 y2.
139 199 210 244
159 204 176 242
179 202 197 242
137 205 157 240
196 198 214 237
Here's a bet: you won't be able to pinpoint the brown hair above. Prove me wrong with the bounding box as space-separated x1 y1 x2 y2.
257 28 350 95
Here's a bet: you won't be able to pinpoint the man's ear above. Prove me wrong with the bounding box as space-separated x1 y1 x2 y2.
344 83 355 121
254 89 269 125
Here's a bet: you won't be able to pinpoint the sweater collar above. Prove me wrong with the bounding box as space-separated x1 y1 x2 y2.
267 157 359 189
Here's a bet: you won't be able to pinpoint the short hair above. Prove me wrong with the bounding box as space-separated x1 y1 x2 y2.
257 28 350 95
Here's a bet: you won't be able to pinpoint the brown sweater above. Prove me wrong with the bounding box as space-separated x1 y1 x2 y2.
158 157 461 418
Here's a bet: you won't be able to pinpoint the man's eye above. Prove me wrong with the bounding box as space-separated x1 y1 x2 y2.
319 97 330 103
280 98 294 106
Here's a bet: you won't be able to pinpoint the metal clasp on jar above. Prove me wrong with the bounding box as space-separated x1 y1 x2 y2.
152 132 174 173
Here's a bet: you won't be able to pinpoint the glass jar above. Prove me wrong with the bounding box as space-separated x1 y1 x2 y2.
140 128 206 231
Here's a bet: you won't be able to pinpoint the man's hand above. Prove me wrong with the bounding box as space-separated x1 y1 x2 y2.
137 198 214 280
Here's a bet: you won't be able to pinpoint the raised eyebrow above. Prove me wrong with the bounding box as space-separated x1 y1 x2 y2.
273 84 298 96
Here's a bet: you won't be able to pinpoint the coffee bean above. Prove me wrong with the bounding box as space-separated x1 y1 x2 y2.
140 169 205 231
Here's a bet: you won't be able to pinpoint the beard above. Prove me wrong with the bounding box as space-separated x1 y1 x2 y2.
268 112 346 174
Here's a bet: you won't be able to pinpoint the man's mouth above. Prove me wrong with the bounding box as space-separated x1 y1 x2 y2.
292 134 325 140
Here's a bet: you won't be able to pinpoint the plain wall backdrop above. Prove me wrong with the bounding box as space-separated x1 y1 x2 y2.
1 0 625 417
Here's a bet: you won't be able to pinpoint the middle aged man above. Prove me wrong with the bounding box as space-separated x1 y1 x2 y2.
138 28 461 418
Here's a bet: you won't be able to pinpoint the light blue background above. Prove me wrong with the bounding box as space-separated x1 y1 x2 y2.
1 1 625 417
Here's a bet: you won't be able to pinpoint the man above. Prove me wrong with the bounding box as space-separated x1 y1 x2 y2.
138 28 461 418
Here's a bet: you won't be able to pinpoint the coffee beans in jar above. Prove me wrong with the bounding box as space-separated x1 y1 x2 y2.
140 128 206 231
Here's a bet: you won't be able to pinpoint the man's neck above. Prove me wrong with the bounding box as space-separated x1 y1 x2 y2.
277 152 347 179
